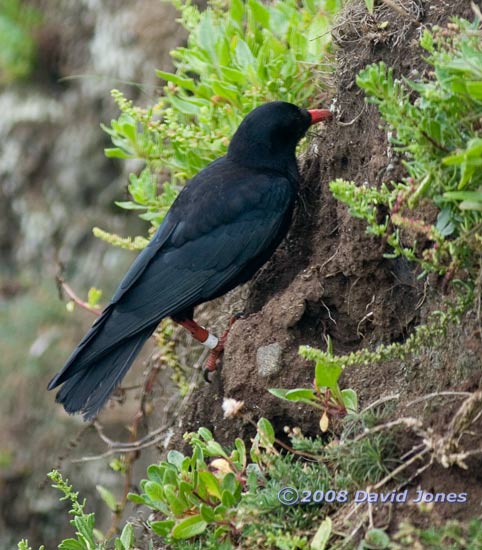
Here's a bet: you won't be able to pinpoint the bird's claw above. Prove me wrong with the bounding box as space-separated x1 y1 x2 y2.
202 340 225 383
201 313 244 382
203 366 214 383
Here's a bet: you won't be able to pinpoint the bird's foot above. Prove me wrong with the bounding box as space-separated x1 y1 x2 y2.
202 313 244 382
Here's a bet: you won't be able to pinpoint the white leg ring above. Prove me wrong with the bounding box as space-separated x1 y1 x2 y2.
203 333 219 350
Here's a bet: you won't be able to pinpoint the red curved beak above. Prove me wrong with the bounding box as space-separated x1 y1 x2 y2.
308 109 332 125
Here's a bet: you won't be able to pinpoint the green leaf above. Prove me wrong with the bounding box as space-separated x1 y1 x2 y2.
210 79 240 104
214 503 228 518
198 471 222 500
444 190 482 210
221 472 237 494
436 207 455 236
181 456 192 473
167 450 185 471
234 37 255 71
144 481 165 503
197 13 218 64
150 519 175 537
257 417 275 445
341 389 358 413
147 464 164 485
420 28 434 53
221 489 236 508
114 201 146 210
229 0 244 25
197 427 214 441
248 0 270 28
58 539 86 550
268 388 290 400
459 200 482 211
168 95 202 116
127 492 145 505
364 0 375 15
444 191 482 202
120 523 134 550
205 440 228 457
220 65 246 85
178 480 195 503
121 120 137 143
199 503 216 523
96 485 118 512
269 388 317 402
87 287 102 307
315 360 342 392
364 528 391 548
466 81 482 99
311 517 332 550
234 438 246 467
139 211 164 222
73 515 96 548
156 70 196 92
105 147 132 159
171 515 207 539
164 485 189 516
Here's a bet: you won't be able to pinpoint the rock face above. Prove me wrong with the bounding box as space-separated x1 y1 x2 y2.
0 2 185 548
0 0 184 278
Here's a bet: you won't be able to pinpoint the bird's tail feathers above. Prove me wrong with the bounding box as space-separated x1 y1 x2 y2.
53 325 156 420
47 305 114 391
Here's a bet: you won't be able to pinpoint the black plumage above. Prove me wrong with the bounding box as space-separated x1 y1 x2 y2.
48 101 330 419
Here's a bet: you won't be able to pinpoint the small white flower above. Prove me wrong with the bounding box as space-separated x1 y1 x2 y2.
222 398 244 419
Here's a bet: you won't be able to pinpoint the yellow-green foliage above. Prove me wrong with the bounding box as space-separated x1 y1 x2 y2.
331 19 482 279
101 0 341 234
0 0 40 84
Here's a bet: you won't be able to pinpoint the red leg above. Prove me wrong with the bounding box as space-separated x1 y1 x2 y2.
174 318 220 349
173 316 242 381
202 314 243 380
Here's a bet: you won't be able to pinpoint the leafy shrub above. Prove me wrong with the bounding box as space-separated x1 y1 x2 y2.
98 0 340 244
18 470 134 550
128 420 276 542
330 18 482 280
17 410 405 550
125 411 401 548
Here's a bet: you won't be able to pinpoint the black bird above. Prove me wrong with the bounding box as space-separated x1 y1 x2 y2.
48 101 332 419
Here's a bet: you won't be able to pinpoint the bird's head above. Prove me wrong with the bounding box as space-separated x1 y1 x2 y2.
227 101 331 174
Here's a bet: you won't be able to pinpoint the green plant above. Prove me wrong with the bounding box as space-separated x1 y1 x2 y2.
329 431 397 487
17 540 44 550
128 427 250 542
97 0 340 245
360 528 391 549
330 18 482 280
270 336 358 431
0 0 40 84
124 403 404 549
18 470 135 550
364 0 374 15
394 518 482 549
